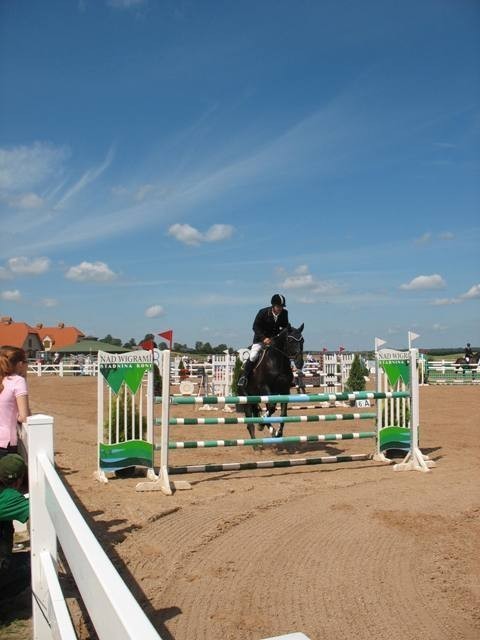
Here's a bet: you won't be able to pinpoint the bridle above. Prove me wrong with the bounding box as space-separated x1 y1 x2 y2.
267 330 304 363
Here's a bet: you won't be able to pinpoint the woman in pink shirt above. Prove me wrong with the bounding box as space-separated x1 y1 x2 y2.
0 347 31 459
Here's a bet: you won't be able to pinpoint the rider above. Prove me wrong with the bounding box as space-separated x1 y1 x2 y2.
464 343 474 362
238 294 290 389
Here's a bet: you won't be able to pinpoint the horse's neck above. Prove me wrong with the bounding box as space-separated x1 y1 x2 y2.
268 343 289 369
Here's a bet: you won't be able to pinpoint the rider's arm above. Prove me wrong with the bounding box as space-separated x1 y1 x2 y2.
252 309 268 341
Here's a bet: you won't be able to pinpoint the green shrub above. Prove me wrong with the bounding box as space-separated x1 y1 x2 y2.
345 354 367 392
231 357 243 394
153 363 162 396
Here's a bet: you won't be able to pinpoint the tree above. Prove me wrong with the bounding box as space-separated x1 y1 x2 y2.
231 357 243 394
153 364 162 396
173 342 188 353
123 338 137 349
345 354 367 392
101 334 122 346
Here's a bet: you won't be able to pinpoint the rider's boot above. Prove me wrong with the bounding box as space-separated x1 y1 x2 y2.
238 359 254 390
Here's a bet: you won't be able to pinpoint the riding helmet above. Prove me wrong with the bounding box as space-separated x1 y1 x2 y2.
271 294 286 307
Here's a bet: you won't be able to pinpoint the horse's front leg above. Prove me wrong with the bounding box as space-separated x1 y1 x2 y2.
265 402 277 436
275 401 288 438
245 403 255 440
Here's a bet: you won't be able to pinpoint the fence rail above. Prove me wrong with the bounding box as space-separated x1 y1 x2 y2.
21 415 162 640
21 415 310 640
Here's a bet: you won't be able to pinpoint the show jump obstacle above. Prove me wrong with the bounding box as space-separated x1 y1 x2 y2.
95 344 435 493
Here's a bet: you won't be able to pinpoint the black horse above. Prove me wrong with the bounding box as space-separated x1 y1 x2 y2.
454 352 480 376
239 324 304 439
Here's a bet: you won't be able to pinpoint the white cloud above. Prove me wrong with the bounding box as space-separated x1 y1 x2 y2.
400 274 446 291
107 0 146 8
55 147 115 209
281 265 342 296
8 256 50 276
168 223 235 246
135 184 154 202
145 305 165 318
10 192 44 209
1 289 21 301
414 231 455 245
438 231 454 240
0 142 69 193
294 265 309 275
204 224 235 242
168 223 203 245
283 273 316 289
414 232 432 245
430 298 460 306
432 323 448 331
460 283 480 300
40 297 58 308
65 261 117 282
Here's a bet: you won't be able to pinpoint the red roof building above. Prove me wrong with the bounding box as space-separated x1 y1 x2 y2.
36 323 85 350
0 317 85 356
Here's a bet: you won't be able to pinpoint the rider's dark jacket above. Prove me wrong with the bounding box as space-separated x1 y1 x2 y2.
252 307 290 342
465 346 474 359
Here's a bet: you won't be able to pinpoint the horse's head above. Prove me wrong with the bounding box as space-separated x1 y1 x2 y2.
287 323 304 368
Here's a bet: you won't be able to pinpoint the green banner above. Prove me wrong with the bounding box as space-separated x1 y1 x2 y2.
100 363 151 394
381 361 410 386
378 426 411 452
99 439 154 471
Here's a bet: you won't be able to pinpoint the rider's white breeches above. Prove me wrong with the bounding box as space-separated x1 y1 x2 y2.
249 343 263 362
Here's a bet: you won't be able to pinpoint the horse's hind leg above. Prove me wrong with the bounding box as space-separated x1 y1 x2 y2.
247 404 261 440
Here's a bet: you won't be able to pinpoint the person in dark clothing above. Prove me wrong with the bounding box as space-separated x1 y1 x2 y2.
238 294 291 389
0 454 30 600
464 343 473 362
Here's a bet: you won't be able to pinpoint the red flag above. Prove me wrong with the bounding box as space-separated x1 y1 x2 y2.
158 330 173 349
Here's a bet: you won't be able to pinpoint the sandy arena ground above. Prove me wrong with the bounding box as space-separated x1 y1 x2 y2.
2 376 480 640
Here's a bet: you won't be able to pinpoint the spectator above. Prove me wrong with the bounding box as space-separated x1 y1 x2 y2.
0 347 31 459
0 454 30 599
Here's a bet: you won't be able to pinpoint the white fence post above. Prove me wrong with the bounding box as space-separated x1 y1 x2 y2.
26 414 58 640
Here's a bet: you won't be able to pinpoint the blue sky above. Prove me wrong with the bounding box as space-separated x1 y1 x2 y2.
0 0 479 351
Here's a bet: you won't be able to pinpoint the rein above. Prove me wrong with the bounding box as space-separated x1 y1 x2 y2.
267 333 304 362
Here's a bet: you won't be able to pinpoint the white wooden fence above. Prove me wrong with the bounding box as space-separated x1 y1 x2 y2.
19 415 310 640
20 415 162 639
27 361 97 377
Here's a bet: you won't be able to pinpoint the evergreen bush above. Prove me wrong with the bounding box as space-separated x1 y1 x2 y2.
231 357 243 394
153 363 162 396
345 354 367 392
